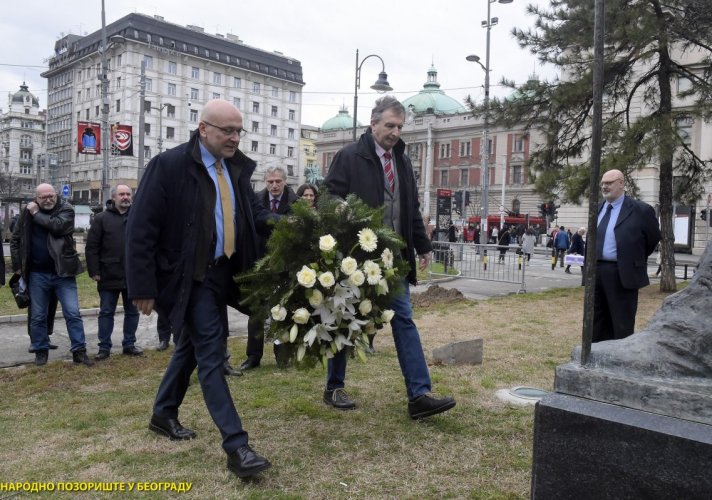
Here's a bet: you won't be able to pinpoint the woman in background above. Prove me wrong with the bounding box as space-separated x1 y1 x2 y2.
296 183 318 208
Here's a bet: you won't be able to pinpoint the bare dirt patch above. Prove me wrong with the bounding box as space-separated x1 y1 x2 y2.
411 284 467 308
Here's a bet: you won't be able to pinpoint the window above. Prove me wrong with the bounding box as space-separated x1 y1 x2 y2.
677 117 693 145
512 165 523 184
271 87 279 97
115 99 121 112
233 77 241 88
165 104 175 118
144 145 151 159
408 143 420 160
166 127 175 139
439 143 451 159
145 78 153 92
252 82 261 94
252 102 260 113
213 92 221 100
95 105 99 117
287 146 294 158
77 90 82 101
288 109 295 120
116 77 121 89
288 128 295 140
146 34 152 43
287 165 294 176
167 61 177 74
144 123 151 136
190 88 199 100
459 140 471 157
251 141 258 152
167 83 176 96
85 109 90 120
440 170 448 186
271 106 278 117
144 101 152 113
289 91 297 102
117 53 123 66
269 143 276 154
678 77 693 94
143 55 153 69
233 97 241 109
270 124 277 136
190 109 198 122
213 72 222 84
252 121 260 133
460 169 469 186
191 66 200 79
513 134 524 153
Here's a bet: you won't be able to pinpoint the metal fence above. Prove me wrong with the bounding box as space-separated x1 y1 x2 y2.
430 242 527 293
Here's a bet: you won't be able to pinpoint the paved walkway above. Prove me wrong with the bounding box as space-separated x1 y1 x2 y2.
0 249 698 369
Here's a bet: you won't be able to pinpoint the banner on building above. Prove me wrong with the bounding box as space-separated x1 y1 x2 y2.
111 124 134 156
77 122 100 154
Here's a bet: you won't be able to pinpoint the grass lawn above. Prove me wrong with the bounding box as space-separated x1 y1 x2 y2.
0 284 675 498
0 272 99 316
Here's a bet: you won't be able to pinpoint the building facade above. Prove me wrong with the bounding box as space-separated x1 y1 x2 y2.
0 83 47 226
42 13 305 207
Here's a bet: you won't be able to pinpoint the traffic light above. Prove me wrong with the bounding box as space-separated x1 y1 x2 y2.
465 191 471 206
540 203 548 218
551 204 560 218
701 209 708 221
454 191 463 209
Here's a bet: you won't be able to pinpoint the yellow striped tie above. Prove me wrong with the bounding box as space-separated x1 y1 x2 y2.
215 162 235 257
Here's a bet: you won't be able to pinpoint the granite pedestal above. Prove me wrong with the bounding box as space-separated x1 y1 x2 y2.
531 393 712 499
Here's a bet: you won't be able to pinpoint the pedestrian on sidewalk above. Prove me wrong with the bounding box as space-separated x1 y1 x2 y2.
521 227 536 262
10 183 92 367
552 225 570 269
85 184 143 361
565 227 586 274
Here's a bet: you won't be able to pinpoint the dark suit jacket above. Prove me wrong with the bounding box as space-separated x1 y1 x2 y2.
257 186 298 216
601 195 661 290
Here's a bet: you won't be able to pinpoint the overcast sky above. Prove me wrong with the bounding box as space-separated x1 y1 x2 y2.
0 0 557 127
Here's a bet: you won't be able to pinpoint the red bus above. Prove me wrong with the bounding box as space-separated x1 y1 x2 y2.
466 214 548 241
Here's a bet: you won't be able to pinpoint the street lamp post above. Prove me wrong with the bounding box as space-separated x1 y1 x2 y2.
467 0 513 242
353 49 393 142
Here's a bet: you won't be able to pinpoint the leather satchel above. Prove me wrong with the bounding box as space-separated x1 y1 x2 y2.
9 274 30 309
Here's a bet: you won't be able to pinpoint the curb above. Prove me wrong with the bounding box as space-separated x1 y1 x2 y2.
0 306 113 325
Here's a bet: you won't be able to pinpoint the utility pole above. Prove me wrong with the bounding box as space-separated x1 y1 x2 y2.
137 60 146 185
100 0 111 206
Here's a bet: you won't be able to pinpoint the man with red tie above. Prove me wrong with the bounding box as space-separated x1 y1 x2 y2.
239 167 298 371
322 96 456 419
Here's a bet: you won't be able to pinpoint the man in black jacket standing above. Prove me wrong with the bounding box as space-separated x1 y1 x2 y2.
11 183 91 367
86 184 142 360
323 96 455 419
126 99 272 479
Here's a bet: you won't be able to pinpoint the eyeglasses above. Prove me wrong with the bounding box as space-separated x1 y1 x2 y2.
37 194 57 200
600 178 623 187
203 120 247 138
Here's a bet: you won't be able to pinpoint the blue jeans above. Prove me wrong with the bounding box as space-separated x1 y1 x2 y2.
327 279 432 400
29 272 86 352
97 289 140 351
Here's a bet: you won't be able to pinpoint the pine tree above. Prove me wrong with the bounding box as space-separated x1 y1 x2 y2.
468 0 712 291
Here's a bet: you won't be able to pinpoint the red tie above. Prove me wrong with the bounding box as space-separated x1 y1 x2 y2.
271 198 279 213
384 152 394 193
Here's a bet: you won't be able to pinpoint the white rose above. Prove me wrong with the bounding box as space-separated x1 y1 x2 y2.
308 289 324 308
358 299 373 315
382 309 395 323
270 305 287 321
319 234 337 252
296 265 317 288
358 228 378 252
348 270 366 287
292 308 311 325
318 271 336 288
340 257 358 276
381 248 394 269
363 260 383 285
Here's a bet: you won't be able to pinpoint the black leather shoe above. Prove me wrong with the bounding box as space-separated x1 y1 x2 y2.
29 343 58 353
323 388 356 410
95 350 110 361
149 415 196 440
156 340 170 351
35 350 48 366
408 393 456 420
224 361 243 377
239 357 261 371
122 346 144 356
72 349 94 367
227 445 271 478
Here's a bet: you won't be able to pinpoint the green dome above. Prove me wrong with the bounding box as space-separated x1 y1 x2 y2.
402 65 465 115
322 106 361 131
11 82 40 107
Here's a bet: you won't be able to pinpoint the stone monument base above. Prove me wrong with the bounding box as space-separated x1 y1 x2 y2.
531 393 712 499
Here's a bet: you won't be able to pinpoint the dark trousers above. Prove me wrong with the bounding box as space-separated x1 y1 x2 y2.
593 261 639 342
152 276 248 454
157 313 180 344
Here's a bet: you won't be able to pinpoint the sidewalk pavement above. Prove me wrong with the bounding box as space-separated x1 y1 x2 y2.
0 250 697 369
